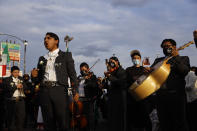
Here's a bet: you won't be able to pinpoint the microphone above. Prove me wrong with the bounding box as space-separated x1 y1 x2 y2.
193 30 197 48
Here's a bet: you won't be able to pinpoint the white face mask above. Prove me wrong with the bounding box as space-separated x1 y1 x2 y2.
132 59 140 65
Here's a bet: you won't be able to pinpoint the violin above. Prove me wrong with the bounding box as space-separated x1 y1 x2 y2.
97 77 104 89
84 71 93 80
108 66 118 73
69 91 87 129
104 59 119 78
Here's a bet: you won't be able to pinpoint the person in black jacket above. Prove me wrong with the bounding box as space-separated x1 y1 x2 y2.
3 66 26 131
126 50 152 131
152 39 190 131
23 74 35 128
104 56 127 131
76 62 99 131
31 32 77 131
0 78 5 130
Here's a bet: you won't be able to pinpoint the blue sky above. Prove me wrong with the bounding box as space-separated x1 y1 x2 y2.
0 0 197 76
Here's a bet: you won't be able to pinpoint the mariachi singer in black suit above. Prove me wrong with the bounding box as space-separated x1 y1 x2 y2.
151 39 190 131
31 32 77 131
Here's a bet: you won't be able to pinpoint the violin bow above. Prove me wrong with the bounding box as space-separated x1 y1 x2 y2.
89 58 100 71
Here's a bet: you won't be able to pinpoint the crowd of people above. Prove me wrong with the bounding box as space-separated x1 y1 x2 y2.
0 31 197 131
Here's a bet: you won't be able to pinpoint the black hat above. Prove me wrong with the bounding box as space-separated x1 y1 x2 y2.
130 50 141 58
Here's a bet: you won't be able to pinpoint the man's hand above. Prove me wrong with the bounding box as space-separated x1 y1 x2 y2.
84 75 89 80
144 67 152 73
17 83 23 89
104 71 111 78
171 48 179 57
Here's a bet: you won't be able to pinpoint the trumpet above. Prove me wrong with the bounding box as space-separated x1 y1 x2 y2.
16 80 25 99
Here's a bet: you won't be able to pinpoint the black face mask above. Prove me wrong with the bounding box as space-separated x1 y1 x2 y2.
80 70 88 76
163 47 172 56
109 61 116 68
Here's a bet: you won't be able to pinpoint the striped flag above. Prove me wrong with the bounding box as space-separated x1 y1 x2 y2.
0 43 10 77
2 43 10 63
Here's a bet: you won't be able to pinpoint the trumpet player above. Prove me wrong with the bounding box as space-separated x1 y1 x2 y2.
3 66 26 131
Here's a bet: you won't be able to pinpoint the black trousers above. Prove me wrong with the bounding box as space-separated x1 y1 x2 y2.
0 99 5 130
6 99 25 131
83 100 95 131
187 99 197 131
127 95 152 131
39 85 68 131
108 90 127 131
24 98 35 127
157 92 188 131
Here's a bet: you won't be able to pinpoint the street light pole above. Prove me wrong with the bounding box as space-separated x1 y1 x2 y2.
23 40 28 74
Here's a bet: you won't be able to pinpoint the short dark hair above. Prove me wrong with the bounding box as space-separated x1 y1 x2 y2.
23 74 30 80
46 32 59 47
191 66 196 71
80 62 89 69
11 66 20 73
161 39 176 48
130 50 141 58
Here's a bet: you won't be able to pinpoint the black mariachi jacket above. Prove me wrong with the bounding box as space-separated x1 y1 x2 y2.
152 55 190 95
32 50 77 87
78 74 99 99
126 66 148 87
108 67 127 90
3 76 27 99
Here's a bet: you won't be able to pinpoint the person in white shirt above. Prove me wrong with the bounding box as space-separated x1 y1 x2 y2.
185 66 197 131
3 66 26 131
31 32 77 131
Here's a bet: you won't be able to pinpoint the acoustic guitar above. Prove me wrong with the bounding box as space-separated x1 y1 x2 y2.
128 40 195 101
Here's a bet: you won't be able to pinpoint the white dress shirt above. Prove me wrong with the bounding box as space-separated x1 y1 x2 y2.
185 71 197 102
44 48 59 82
78 79 85 97
12 77 25 97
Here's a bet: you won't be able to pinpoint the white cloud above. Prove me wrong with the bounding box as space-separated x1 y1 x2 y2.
0 0 197 75
106 0 154 7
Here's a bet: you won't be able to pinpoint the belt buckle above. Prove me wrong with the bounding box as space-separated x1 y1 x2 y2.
14 97 23 102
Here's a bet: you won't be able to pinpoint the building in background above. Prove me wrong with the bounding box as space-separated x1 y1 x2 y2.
0 41 22 77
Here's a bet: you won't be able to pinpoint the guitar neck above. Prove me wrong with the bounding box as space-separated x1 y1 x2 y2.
177 41 194 51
